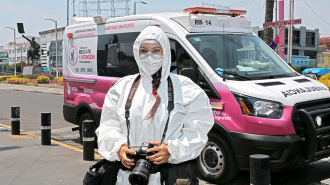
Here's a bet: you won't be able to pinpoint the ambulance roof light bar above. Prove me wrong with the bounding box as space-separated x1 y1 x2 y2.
183 7 247 17
93 15 108 24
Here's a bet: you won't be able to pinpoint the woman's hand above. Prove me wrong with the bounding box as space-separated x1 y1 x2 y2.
118 144 136 169
146 141 171 165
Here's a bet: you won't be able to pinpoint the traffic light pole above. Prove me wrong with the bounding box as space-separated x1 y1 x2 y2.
55 21 58 77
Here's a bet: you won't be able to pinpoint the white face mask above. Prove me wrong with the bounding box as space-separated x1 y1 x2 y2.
139 52 163 75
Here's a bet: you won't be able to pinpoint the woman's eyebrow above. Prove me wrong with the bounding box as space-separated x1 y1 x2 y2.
153 46 162 49
140 47 147 49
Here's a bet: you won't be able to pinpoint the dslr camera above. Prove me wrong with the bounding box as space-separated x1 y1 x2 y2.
126 142 158 185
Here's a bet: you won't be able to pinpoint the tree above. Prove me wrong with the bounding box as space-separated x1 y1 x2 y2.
264 0 275 46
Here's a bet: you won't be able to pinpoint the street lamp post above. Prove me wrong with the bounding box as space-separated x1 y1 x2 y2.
133 1 147 15
5 27 16 76
45 19 58 77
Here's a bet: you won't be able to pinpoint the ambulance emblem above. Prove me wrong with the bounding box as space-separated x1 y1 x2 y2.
69 46 78 66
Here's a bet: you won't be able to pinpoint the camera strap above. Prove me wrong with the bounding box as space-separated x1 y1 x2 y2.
125 75 174 148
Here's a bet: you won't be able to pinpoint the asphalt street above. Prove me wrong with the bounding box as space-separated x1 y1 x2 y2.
1 87 330 185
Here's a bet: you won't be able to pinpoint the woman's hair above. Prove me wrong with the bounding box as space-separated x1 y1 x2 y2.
143 68 162 120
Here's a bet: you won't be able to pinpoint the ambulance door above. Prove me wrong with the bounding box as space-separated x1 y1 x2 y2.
64 25 99 121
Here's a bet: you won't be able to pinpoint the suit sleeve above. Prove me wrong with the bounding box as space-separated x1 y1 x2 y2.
95 79 127 161
167 79 214 164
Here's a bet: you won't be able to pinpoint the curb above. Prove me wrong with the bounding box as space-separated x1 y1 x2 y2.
13 89 23 91
52 92 63 95
30 90 43 93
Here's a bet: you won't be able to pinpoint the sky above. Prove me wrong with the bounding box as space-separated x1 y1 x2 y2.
1 0 329 48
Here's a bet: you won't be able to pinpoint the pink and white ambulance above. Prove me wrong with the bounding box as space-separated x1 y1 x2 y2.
62 7 330 183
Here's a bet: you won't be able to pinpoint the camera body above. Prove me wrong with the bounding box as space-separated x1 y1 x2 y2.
126 142 158 185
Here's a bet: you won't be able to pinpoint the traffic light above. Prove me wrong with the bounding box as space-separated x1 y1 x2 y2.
47 51 49 56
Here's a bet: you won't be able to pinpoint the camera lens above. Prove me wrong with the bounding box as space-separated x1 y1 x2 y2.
129 159 151 185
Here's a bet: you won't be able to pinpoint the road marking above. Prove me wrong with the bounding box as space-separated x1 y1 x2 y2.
52 92 63 95
13 89 23 91
30 127 75 134
0 122 101 159
10 134 40 139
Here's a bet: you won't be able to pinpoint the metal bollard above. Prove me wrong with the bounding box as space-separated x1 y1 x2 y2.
11 106 20 135
41 112 51 145
83 120 95 161
250 154 270 185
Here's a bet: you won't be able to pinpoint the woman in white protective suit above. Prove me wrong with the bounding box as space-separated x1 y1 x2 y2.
96 26 214 185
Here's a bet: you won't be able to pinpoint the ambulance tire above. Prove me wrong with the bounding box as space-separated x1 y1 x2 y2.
79 112 98 148
198 131 239 184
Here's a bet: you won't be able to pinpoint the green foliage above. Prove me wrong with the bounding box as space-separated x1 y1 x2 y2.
3 63 22 72
292 66 300 73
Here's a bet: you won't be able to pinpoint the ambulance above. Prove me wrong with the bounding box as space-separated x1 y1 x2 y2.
62 7 330 183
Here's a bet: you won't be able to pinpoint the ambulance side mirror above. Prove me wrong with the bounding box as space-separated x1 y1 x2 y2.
181 68 197 83
197 70 221 99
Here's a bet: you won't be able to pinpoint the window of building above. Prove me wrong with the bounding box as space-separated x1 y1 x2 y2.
292 30 300 45
285 29 300 45
317 55 324 66
284 49 299 55
9 50 11 54
306 32 315 46
304 50 317 59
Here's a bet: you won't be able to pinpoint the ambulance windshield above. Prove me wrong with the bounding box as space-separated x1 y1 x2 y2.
187 34 294 80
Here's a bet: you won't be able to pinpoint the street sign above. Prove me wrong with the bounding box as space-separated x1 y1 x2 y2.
263 18 302 29
285 55 309 67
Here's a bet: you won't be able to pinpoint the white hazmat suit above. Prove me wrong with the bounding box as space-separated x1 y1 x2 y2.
96 26 214 185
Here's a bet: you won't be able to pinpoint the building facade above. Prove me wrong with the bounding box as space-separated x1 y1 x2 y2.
0 46 9 73
7 36 40 65
39 27 65 75
252 26 320 67
318 52 330 68
317 37 330 68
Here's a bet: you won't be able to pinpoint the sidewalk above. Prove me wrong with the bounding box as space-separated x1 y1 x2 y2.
0 83 63 95
0 124 98 185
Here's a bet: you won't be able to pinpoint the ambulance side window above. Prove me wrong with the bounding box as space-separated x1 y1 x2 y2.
169 39 199 77
97 32 140 77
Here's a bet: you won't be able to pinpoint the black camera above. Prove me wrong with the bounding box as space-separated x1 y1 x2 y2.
126 142 158 185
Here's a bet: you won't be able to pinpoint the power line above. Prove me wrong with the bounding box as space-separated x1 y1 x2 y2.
303 0 330 26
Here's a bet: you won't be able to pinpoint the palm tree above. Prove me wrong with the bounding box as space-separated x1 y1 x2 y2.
264 0 274 47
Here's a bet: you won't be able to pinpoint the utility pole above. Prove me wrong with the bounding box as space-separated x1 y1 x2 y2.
133 1 147 15
45 19 58 77
67 0 69 26
20 44 22 73
264 0 275 46
279 0 285 59
288 0 294 65
55 21 58 77
5 27 16 76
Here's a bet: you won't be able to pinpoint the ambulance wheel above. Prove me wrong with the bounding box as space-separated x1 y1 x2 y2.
198 131 239 184
79 112 98 148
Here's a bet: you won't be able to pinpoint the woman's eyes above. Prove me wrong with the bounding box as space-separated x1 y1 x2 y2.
153 49 160 53
140 49 147 53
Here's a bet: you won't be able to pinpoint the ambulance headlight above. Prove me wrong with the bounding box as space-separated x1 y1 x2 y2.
233 93 284 119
